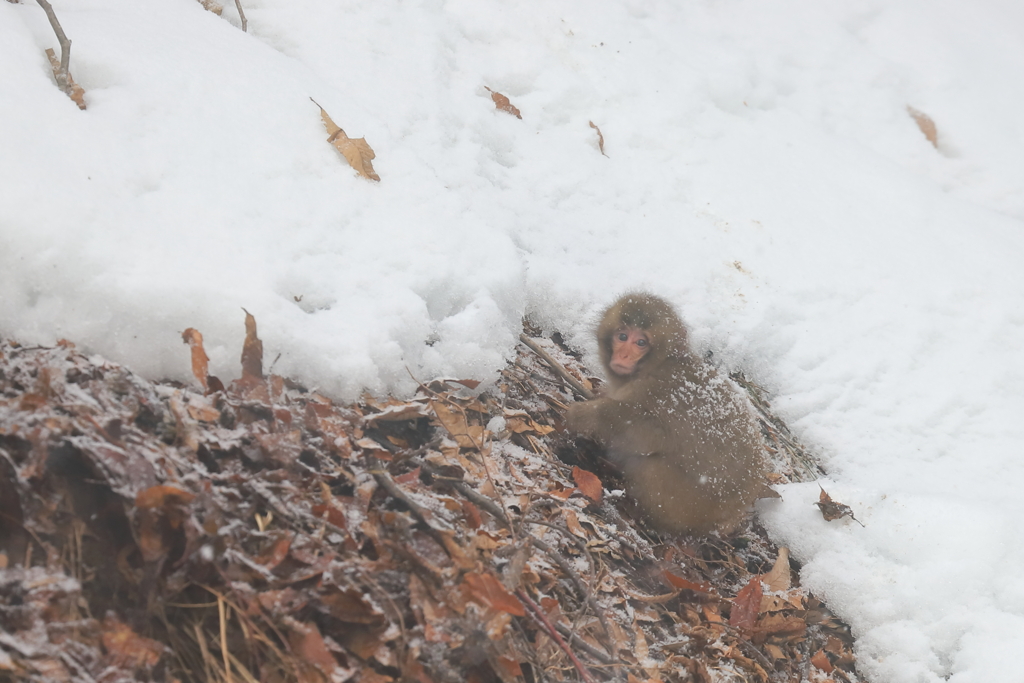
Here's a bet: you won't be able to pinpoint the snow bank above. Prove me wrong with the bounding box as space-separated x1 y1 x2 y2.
3 0 1024 680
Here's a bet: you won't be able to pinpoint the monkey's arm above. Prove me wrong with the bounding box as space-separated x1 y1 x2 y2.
563 397 616 439
564 393 667 453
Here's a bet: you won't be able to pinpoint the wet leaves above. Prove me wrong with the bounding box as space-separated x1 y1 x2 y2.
0 330 863 683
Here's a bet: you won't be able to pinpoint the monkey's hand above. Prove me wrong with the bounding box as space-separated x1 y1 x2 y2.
564 399 611 440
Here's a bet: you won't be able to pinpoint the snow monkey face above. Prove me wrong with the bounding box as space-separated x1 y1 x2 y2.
608 326 650 376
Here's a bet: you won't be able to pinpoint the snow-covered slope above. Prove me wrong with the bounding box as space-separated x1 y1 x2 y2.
3 0 1024 680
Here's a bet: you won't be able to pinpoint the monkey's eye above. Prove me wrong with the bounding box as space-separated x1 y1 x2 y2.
617 332 629 342
636 338 648 347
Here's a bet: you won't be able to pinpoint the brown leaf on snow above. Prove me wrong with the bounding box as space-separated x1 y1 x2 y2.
484 87 522 119
572 466 603 503
45 48 86 110
729 575 762 633
589 120 608 156
815 486 864 525
907 106 938 148
181 328 210 392
312 98 381 181
241 308 264 380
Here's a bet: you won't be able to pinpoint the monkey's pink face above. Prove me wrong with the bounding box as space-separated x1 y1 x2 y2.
609 326 650 375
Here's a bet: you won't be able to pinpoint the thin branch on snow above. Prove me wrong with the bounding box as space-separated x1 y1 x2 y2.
234 0 247 32
35 0 71 87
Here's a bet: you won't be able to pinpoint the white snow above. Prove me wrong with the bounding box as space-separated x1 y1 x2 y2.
3 0 1024 680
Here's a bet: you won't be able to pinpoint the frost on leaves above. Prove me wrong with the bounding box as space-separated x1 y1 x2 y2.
0 330 862 683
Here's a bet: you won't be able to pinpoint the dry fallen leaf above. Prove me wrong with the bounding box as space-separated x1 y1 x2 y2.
312 98 380 181
762 547 791 593
815 486 864 526
752 613 806 645
563 508 587 537
907 106 938 148
729 575 762 633
432 400 486 449
181 328 210 392
288 620 339 675
504 409 555 435
662 570 713 594
811 648 834 673
484 86 522 119
241 308 264 380
45 48 86 110
589 120 608 156
462 572 525 616
572 466 603 503
101 615 166 669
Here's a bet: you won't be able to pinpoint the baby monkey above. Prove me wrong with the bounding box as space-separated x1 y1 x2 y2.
565 293 772 534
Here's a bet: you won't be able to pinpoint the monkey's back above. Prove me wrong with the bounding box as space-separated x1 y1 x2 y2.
607 358 768 534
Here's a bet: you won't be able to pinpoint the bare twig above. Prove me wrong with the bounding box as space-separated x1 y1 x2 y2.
555 623 615 665
412 455 512 527
36 0 86 108
529 535 616 656
519 333 594 400
36 0 69 80
717 622 776 673
416 452 615 656
517 589 598 683
233 0 247 31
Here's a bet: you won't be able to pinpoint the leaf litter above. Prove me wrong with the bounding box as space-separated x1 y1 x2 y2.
0 316 860 683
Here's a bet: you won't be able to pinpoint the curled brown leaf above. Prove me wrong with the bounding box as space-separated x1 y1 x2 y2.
485 87 522 119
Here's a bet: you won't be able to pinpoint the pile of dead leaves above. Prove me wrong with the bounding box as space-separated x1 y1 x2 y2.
0 324 858 683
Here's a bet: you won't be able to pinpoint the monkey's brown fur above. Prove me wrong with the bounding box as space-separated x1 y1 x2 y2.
565 293 771 534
